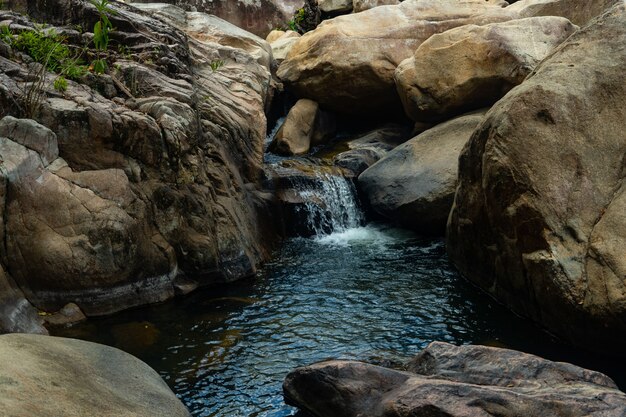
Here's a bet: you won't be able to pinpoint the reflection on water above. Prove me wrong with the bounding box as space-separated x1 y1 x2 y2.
53 223 625 416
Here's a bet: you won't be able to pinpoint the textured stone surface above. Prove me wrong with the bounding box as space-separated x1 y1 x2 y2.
0 0 278 321
358 112 484 234
352 0 399 13
284 342 626 417
395 16 577 122
0 333 190 417
506 0 621 26
447 4 626 354
277 0 512 115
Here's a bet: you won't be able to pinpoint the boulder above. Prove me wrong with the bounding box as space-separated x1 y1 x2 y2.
269 30 301 62
283 342 626 417
269 99 335 155
277 0 512 115
352 0 399 13
0 333 190 416
447 4 626 354
506 0 622 26
395 16 577 122
318 0 352 14
359 112 485 234
333 124 410 176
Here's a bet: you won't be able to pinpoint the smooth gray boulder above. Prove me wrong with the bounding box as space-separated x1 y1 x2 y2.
0 333 190 416
358 112 485 234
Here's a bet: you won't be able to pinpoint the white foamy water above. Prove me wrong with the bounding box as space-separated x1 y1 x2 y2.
315 224 415 247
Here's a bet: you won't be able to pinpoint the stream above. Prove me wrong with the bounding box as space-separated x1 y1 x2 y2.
52 158 625 416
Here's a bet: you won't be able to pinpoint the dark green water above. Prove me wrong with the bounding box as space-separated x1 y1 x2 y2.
52 223 625 416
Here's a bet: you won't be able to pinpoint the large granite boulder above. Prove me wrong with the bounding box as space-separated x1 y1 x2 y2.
0 333 190 416
506 0 622 26
358 112 484 234
447 4 626 354
395 16 577 122
352 0 399 13
277 0 512 115
0 0 278 324
284 342 626 417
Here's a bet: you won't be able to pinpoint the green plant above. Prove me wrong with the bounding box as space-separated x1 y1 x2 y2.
90 0 115 73
0 25 11 44
209 59 224 72
60 57 88 79
53 75 68 92
92 58 106 74
287 8 306 32
13 28 69 72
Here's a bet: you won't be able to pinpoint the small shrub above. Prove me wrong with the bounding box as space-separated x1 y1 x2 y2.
209 59 224 72
91 58 106 74
90 0 115 74
53 75 68 92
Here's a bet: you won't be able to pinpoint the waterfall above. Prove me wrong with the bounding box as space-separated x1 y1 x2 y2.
290 170 364 236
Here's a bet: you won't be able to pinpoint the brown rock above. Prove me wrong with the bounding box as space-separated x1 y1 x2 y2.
269 99 335 155
352 0 399 13
277 0 512 115
283 342 626 417
447 4 626 354
395 16 578 122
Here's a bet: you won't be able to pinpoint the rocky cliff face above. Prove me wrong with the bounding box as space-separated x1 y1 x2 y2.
0 0 279 331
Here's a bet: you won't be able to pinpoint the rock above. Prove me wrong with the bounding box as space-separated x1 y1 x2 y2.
506 0 621 26
0 267 46 334
359 112 485 234
269 99 335 155
266 29 288 43
267 160 358 236
269 30 301 62
333 125 410 176
318 0 352 14
0 0 279 320
352 0 399 13
130 0 302 38
447 4 626 354
0 116 58 164
277 0 512 115
283 342 626 417
395 16 578 122
43 302 87 326
0 333 190 416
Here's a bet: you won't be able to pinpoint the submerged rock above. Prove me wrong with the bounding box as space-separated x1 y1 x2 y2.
284 342 626 417
277 0 512 115
447 3 626 354
0 333 190 416
395 16 577 122
358 112 485 234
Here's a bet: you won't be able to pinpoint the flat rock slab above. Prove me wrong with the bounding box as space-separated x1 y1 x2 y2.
284 342 626 417
0 333 190 417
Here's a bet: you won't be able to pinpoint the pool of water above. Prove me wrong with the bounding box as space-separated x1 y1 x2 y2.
52 223 625 416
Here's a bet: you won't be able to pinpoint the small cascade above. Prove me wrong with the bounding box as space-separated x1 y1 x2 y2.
269 161 364 237
294 172 364 236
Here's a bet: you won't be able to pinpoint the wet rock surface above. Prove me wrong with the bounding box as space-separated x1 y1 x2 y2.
284 342 626 417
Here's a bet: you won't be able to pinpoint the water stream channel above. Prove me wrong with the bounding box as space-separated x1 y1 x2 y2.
53 150 625 416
